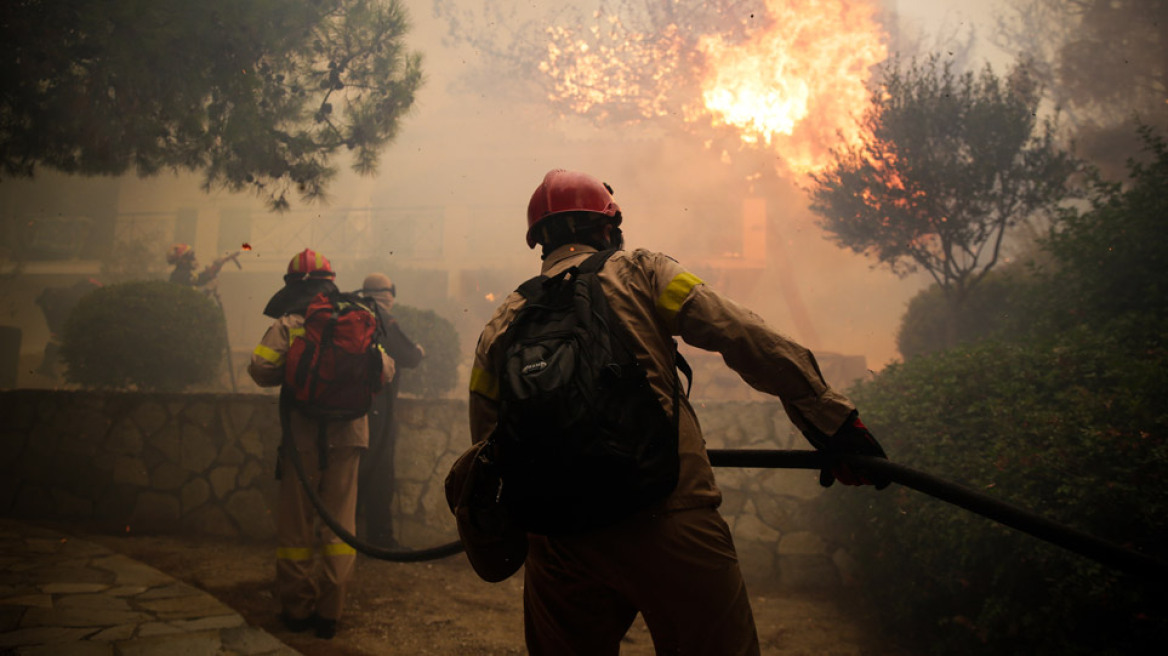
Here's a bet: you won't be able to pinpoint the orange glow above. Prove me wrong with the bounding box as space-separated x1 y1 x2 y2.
241 243 253 251
485 292 497 303
696 0 887 177
540 17 686 121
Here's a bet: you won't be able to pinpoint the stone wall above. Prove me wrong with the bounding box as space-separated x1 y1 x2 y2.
1 390 844 587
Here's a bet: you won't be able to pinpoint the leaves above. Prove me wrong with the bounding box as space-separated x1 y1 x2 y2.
808 56 1079 322
59 281 226 391
0 0 423 210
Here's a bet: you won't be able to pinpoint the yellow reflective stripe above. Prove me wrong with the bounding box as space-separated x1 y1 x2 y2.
254 344 284 365
321 542 356 557
469 366 499 400
276 547 313 561
656 272 703 322
287 327 305 349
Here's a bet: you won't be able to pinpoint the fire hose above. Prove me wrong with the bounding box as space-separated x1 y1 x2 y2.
280 430 464 563
287 439 1168 584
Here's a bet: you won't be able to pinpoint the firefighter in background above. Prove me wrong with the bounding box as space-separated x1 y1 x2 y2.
468 170 889 654
34 277 102 378
356 273 425 547
166 243 239 289
247 248 394 640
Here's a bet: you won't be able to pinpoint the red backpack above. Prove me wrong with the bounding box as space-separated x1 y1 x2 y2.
284 291 384 421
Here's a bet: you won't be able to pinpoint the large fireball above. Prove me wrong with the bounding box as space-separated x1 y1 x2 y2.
697 0 888 177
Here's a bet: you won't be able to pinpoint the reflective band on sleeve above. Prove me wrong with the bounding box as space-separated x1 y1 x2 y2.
254 344 284 365
469 366 499 400
320 542 357 557
656 272 704 322
276 546 313 561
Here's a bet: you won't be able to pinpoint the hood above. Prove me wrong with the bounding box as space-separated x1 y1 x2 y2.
262 277 338 318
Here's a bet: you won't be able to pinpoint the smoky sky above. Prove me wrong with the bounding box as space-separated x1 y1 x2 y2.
2 1 1031 374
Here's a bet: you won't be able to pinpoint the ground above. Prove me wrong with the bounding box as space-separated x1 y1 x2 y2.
80 531 920 656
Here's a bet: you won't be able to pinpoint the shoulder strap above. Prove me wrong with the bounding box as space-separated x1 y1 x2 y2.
577 248 618 275
515 249 620 302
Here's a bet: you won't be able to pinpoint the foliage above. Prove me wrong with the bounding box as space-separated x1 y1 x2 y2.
895 266 1036 359
994 0 1167 174
434 0 760 125
60 281 225 391
809 56 1078 346
821 323 1168 655
391 304 460 398
1041 126 1168 327
836 126 1168 653
1 0 423 210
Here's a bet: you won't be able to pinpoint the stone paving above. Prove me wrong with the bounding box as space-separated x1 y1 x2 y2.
0 519 299 656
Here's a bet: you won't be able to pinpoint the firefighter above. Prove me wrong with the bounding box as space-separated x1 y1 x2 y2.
467 169 889 654
356 273 425 547
167 243 238 289
247 248 393 639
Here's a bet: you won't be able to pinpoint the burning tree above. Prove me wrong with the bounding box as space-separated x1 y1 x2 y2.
1 0 423 210
436 0 888 178
808 56 1080 347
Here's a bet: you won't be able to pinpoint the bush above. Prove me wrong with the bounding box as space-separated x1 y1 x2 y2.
391 304 460 398
819 320 1168 655
896 268 1036 359
1042 126 1168 327
60 280 226 391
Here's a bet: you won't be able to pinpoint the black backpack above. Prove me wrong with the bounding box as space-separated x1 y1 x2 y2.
490 249 690 536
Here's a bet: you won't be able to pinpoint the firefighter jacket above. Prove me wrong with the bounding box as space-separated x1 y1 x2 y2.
248 313 395 451
469 245 857 512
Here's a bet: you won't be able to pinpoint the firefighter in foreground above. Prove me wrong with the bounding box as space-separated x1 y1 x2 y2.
466 169 889 654
247 248 393 639
357 273 425 547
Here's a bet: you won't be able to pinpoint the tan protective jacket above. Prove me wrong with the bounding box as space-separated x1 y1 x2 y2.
248 314 395 450
469 245 856 512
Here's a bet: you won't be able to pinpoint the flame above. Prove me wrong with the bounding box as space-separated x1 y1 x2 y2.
540 15 686 122
696 0 887 177
241 243 253 251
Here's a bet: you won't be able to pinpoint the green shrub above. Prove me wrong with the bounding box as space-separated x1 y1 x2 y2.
391 304 460 398
896 268 1036 359
60 280 225 391
1042 126 1168 327
819 320 1168 655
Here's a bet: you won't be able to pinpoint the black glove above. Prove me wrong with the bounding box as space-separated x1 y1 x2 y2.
806 412 891 490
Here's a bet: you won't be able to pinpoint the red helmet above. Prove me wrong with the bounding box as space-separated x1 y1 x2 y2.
286 248 334 279
526 169 621 248
166 243 194 265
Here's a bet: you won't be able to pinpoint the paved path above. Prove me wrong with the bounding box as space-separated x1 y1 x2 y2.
0 519 299 656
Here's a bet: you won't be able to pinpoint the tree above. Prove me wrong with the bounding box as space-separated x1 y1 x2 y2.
1 0 423 210
433 0 759 125
993 0 1168 175
808 56 1078 346
1042 125 1168 327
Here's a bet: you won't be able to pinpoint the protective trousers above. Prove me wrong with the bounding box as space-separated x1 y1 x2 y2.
276 443 361 622
523 506 760 656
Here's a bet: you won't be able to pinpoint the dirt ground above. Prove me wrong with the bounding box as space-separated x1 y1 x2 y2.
79 530 919 656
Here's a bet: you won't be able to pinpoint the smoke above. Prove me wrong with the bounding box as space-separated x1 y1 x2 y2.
5 0 1007 386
